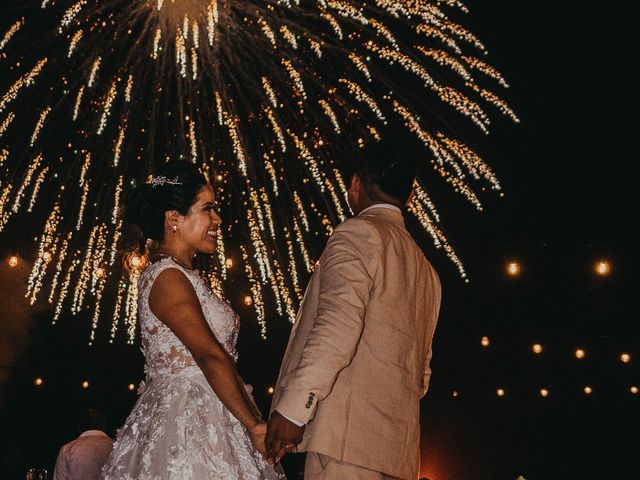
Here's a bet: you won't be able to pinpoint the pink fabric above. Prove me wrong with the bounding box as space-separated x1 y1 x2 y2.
53 430 113 480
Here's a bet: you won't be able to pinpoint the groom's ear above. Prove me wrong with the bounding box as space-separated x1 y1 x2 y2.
350 173 362 192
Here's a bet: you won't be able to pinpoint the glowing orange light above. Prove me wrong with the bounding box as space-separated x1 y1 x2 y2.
631 386 638 395
82 381 90 389
128 383 135 392
96 267 106 278
481 336 490 347
216 174 224 181
124 251 148 273
575 349 586 359
497 388 505 397
452 390 459 398
506 261 520 276
620 353 631 364
224 258 234 269
8 256 18 267
584 386 593 395
243 295 253 306
34 378 43 386
540 388 549 397
532 344 543 354
595 260 610 276
267 386 274 395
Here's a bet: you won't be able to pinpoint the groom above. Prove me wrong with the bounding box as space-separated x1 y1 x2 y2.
266 133 442 480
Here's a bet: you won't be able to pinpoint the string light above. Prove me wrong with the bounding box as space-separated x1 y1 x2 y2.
631 386 638 395
583 386 593 395
595 260 610 276
452 390 459 398
575 349 586 359
267 386 274 395
481 336 490 347
128 383 135 392
34 378 43 386
532 344 543 354
81 380 90 389
507 261 520 276
8 255 18 267
243 295 253 306
540 388 549 397
497 388 505 397
620 353 631 364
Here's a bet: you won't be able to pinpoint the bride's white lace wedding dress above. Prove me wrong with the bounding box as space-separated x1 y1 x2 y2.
101 257 283 479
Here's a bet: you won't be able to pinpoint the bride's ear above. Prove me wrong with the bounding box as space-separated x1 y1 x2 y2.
165 210 181 231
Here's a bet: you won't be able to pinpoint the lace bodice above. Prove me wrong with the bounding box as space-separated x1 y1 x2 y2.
138 257 239 379
102 256 283 479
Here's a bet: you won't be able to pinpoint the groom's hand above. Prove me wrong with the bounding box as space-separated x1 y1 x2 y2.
266 410 305 462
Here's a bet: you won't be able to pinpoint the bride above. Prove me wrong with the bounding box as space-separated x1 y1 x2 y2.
101 160 283 479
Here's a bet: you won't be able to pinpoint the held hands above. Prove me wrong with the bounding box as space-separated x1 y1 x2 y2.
248 422 269 459
265 410 305 463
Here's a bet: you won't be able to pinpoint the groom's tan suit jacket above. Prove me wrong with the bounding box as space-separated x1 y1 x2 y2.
271 206 441 480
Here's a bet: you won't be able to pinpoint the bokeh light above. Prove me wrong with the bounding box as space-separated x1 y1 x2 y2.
595 260 610 276
506 261 520 276
575 349 586 359
481 336 490 347
532 343 543 354
8 256 18 267
540 388 549 397
620 353 631 364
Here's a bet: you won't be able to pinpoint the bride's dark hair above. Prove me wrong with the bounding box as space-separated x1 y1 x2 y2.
125 160 207 252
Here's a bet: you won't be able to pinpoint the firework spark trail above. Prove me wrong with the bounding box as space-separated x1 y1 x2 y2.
0 0 516 342
0 18 24 51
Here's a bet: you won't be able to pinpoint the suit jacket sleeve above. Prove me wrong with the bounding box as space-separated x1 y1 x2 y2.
421 270 441 398
274 219 379 423
422 348 433 398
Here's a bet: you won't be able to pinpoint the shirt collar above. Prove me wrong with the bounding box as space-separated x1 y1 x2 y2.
79 430 109 438
358 203 402 216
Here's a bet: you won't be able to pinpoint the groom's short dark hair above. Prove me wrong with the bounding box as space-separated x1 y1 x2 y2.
353 130 420 206
79 408 106 432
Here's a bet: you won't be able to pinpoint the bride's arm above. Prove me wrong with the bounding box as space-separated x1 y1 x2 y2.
149 268 261 432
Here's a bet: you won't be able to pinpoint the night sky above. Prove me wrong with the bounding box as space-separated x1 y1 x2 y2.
1 1 638 479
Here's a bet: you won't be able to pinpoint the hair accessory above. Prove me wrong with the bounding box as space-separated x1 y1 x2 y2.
149 176 183 188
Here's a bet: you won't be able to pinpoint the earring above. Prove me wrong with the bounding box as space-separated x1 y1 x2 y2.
172 225 177 233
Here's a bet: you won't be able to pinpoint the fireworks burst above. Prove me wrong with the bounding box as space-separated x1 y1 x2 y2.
0 0 517 343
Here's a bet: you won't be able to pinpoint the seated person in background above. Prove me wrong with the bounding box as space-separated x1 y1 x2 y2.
53 408 113 480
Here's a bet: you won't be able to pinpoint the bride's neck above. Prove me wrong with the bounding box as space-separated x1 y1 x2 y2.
156 242 194 270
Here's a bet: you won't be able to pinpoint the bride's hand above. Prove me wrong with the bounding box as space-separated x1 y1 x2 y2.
248 421 269 459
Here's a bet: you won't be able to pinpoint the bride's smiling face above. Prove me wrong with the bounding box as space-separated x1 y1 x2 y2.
175 185 221 254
